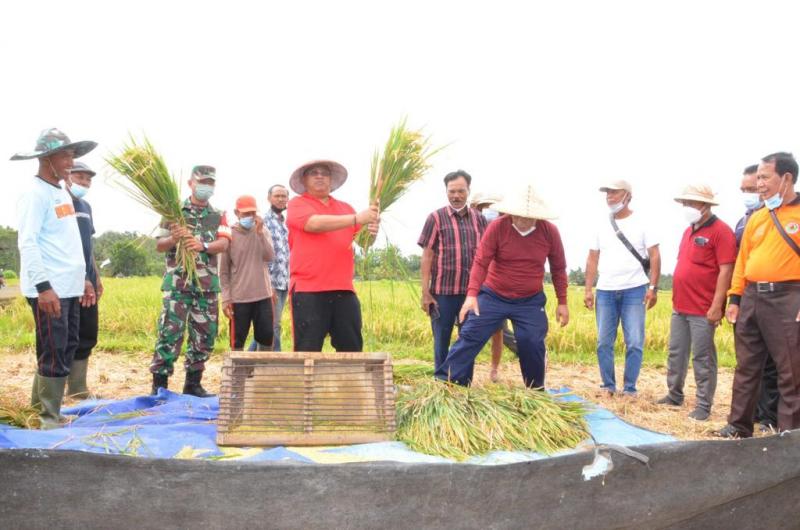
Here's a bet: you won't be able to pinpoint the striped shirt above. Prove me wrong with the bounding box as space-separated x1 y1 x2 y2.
417 206 487 295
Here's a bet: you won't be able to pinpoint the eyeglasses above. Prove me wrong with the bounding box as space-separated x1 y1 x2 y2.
305 168 331 177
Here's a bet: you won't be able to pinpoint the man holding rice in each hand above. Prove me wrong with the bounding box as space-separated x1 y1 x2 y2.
286 160 379 352
12 128 97 428
435 184 569 388
151 165 231 397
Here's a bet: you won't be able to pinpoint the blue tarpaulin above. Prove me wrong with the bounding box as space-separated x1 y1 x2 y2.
0 388 674 464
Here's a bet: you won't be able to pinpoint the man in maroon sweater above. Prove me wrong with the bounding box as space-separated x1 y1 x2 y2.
435 185 569 388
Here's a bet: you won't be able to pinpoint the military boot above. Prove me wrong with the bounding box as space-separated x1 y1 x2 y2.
37 375 68 430
183 370 216 398
151 373 169 396
67 359 100 400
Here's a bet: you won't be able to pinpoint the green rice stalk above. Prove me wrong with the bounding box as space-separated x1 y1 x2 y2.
106 136 198 287
356 117 444 254
396 380 589 461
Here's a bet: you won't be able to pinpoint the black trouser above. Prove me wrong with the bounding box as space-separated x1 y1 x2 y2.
291 290 363 352
74 302 98 361
27 297 80 377
754 352 779 427
231 299 274 350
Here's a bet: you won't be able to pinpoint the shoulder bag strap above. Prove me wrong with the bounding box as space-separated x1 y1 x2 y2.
769 209 800 258
610 214 649 268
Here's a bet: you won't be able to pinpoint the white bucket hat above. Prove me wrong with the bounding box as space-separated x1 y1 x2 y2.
673 184 719 206
492 184 557 220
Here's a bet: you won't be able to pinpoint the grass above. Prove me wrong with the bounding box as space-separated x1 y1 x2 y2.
0 277 736 368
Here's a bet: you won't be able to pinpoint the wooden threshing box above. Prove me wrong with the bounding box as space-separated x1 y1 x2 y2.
217 352 395 446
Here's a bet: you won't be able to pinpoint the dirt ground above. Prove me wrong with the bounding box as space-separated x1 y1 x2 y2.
0 349 762 441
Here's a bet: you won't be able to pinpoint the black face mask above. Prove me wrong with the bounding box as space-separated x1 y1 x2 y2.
271 204 287 214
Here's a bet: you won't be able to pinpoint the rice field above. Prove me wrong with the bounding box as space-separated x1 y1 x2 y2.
0 277 736 368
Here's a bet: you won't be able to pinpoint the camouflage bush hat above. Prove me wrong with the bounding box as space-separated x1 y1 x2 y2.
192 165 216 180
290 160 348 194
10 128 97 161
69 161 96 177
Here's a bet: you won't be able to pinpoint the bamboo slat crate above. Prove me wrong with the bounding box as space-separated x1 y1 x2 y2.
217 352 396 446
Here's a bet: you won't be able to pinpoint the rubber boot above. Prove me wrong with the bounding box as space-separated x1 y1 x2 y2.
31 373 41 409
151 373 169 396
67 359 99 400
37 375 68 430
183 370 216 398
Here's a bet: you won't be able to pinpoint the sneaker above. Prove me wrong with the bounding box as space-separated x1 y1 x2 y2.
688 408 710 421
622 390 638 398
715 424 750 439
656 395 682 407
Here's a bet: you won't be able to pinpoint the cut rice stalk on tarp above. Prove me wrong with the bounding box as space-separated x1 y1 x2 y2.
106 136 198 286
0 397 40 429
396 380 589 461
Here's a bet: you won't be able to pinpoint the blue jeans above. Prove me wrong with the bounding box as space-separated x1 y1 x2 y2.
430 294 466 371
248 289 288 351
595 284 646 393
435 288 548 388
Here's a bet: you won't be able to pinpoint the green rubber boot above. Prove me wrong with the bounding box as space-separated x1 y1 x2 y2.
31 373 41 410
67 359 99 400
37 375 68 430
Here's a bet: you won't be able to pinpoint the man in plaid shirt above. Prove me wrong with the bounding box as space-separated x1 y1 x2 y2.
418 170 488 370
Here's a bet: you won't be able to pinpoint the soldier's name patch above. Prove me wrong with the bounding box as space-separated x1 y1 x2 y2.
785 222 800 234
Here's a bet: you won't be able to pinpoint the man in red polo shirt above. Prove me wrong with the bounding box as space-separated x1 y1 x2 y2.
286 160 379 351
657 184 736 421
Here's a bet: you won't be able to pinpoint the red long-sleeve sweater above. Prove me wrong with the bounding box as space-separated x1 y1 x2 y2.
467 215 568 304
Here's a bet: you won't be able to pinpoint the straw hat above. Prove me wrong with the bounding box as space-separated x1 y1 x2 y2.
289 160 348 194
598 179 632 193
11 128 96 161
492 184 557 220
673 184 718 206
470 191 503 208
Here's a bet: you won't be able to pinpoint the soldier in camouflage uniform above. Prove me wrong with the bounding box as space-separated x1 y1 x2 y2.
151 165 231 397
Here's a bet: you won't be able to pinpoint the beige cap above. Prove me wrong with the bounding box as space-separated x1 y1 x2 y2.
469 191 503 208
673 184 719 206
598 179 632 193
492 184 557 220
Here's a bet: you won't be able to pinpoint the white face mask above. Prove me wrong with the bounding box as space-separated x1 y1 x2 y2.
512 223 536 237
482 208 499 222
70 183 89 199
608 201 625 214
682 205 703 225
451 204 467 213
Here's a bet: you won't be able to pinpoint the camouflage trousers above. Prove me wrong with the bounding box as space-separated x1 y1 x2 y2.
151 291 218 376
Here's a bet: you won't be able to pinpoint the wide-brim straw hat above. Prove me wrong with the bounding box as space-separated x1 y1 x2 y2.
470 191 503 208
290 160 348 194
11 128 97 161
492 184 557 220
673 184 719 206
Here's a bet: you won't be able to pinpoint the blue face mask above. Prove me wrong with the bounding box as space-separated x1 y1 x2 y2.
742 193 762 210
765 180 787 211
482 208 499 222
194 183 215 201
70 183 89 199
239 217 255 229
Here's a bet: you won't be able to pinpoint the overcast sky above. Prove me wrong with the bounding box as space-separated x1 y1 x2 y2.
2 0 799 272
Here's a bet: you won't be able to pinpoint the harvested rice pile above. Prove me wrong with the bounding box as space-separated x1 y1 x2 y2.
396 380 589 461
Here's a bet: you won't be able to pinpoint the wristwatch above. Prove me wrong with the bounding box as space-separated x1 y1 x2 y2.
202 241 209 253
648 285 658 291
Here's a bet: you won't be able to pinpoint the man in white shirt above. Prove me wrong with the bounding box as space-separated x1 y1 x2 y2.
12 128 97 429
584 180 661 396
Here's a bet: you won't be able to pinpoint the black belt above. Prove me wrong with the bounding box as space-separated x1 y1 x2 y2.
748 281 800 293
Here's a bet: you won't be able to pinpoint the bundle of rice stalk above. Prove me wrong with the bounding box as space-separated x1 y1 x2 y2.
106 136 198 286
396 380 588 461
0 397 40 429
356 118 444 253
